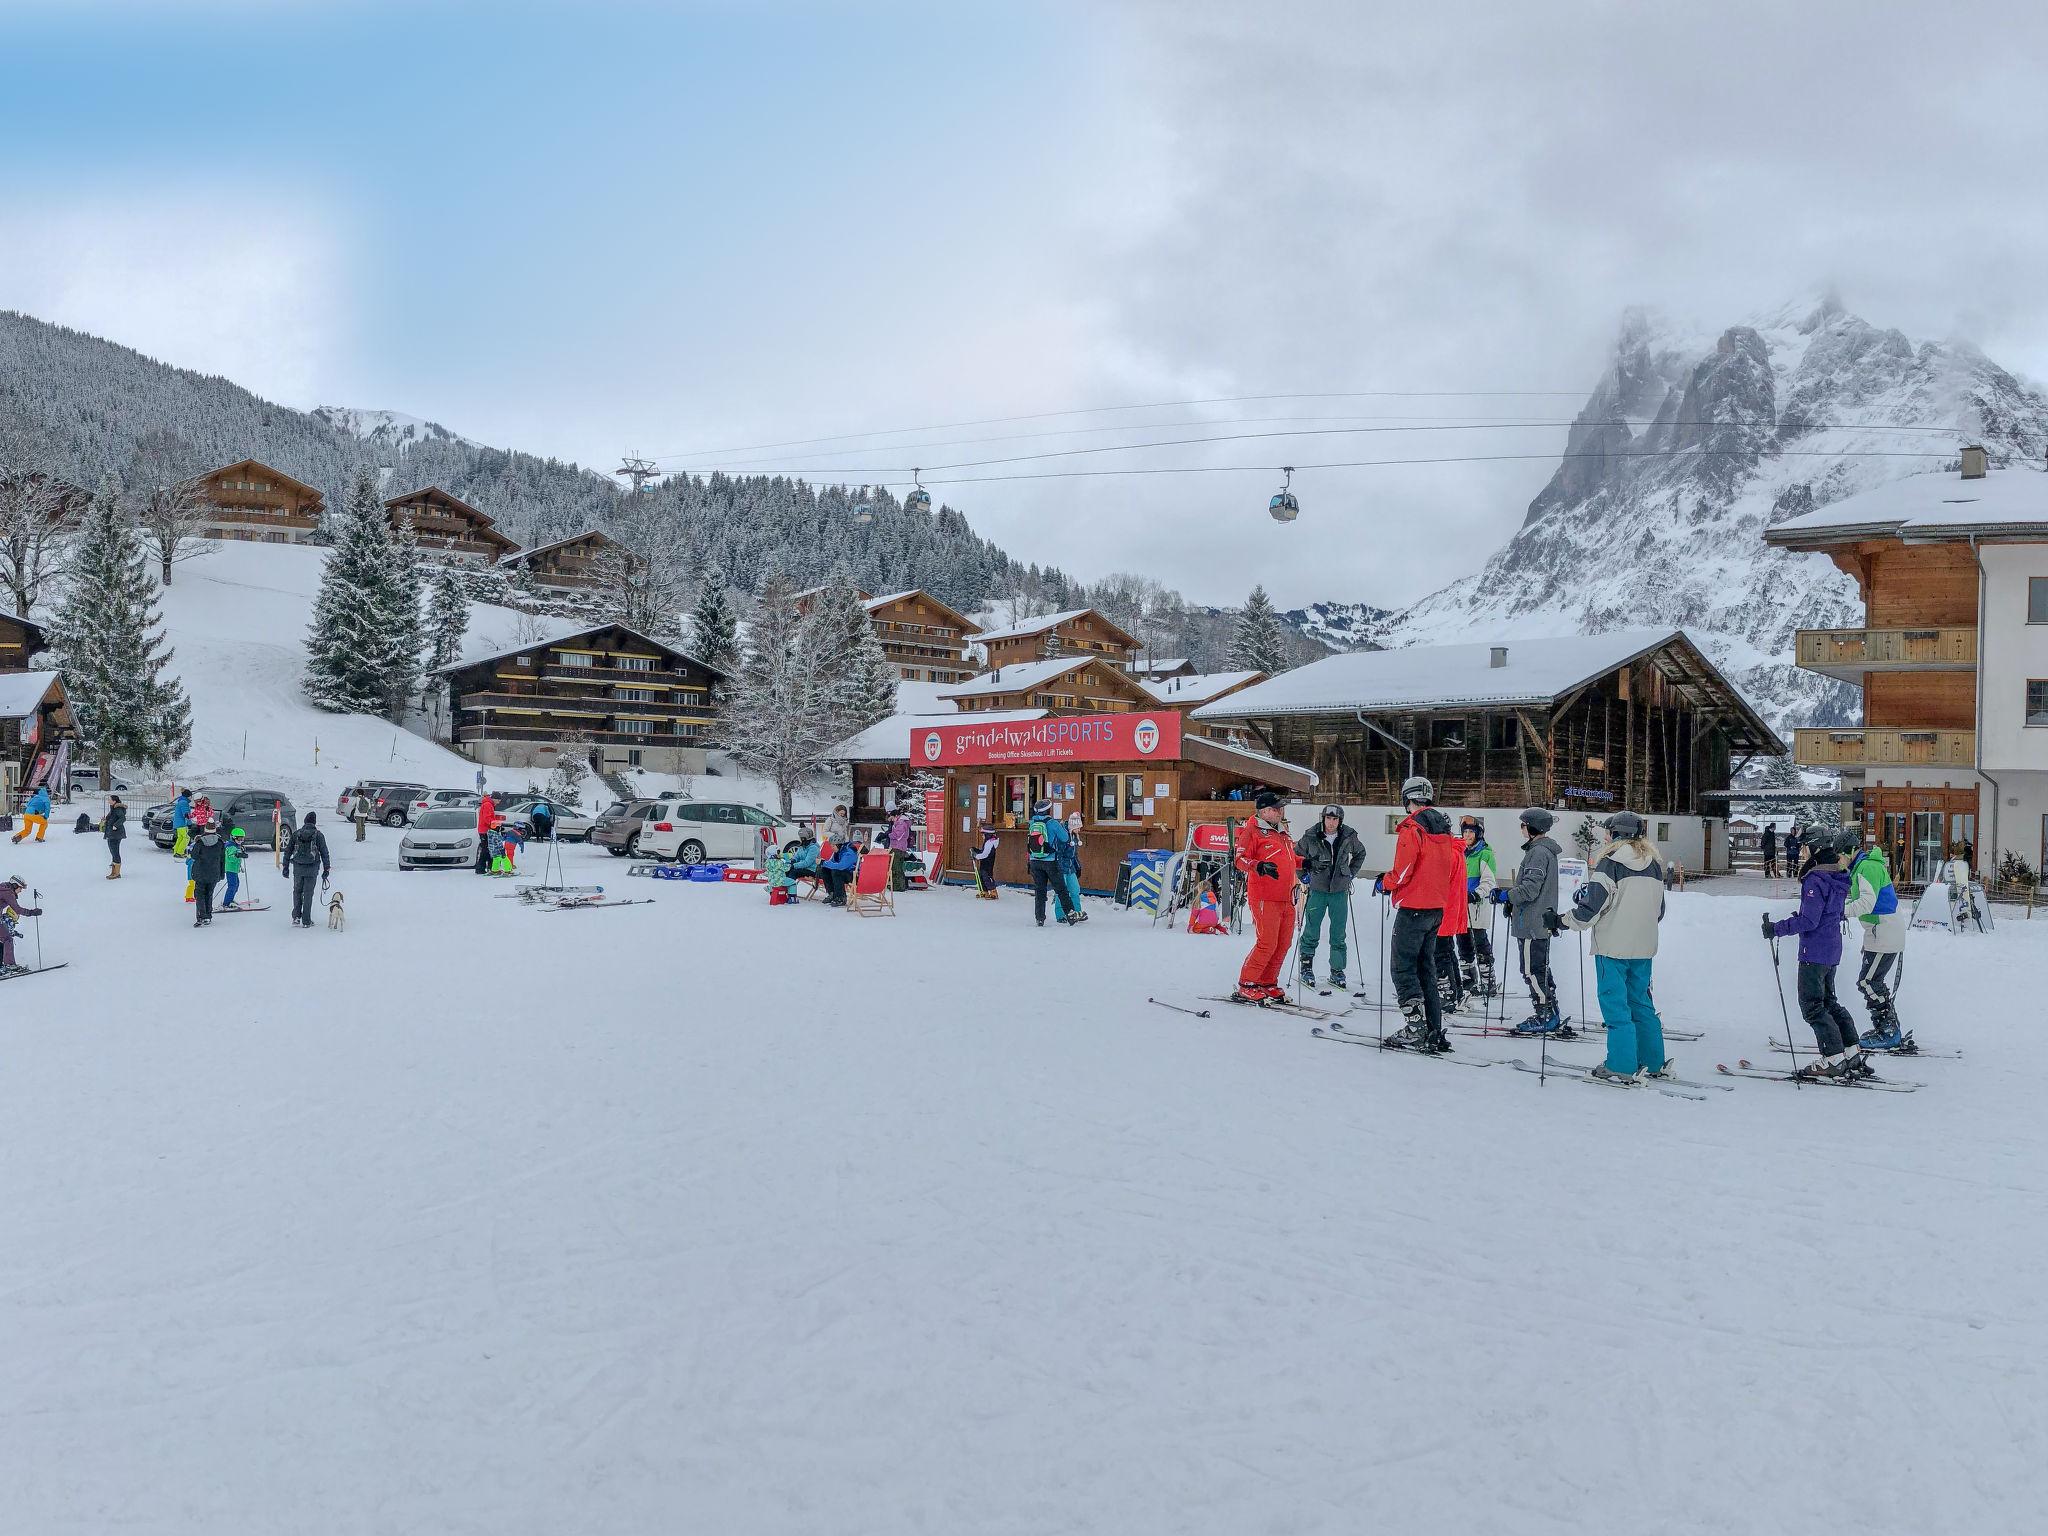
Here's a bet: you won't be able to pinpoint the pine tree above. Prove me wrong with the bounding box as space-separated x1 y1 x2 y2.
725 560 847 816
305 471 411 717
802 568 896 729
384 511 426 720
1230 583 1289 674
49 475 191 784
688 563 740 675
426 566 470 670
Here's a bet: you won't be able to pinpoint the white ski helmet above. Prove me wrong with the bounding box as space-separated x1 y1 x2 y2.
1399 775 1435 805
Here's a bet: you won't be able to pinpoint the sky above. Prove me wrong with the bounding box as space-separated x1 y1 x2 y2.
4 0 2048 610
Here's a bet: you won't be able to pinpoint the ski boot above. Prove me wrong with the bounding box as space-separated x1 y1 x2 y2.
1228 987 1271 1007
1329 970 1346 992
1298 962 1316 990
1459 962 1477 992
1476 959 1496 996
1858 1018 1904 1051
1841 1047 1877 1081
1589 1065 1634 1084
1385 1000 1429 1048
1513 1006 1561 1036
1416 1023 1453 1054
1794 1055 1846 1082
1642 1060 1677 1081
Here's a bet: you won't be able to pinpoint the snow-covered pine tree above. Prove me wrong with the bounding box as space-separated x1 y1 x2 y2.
385 511 426 721
1230 583 1289 674
725 560 846 817
688 563 740 675
801 568 896 729
304 471 408 716
426 566 470 670
49 475 192 785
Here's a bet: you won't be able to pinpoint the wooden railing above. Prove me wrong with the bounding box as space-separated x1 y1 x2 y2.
1795 627 1977 670
457 724 707 746
539 664 701 688
1793 727 1976 768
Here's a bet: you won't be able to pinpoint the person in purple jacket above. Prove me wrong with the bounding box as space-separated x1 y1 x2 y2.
1763 827 1872 1081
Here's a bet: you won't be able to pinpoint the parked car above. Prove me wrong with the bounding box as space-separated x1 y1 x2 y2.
398 807 482 871
71 766 132 793
591 799 661 858
336 781 429 827
407 788 482 820
148 788 300 850
638 800 790 865
493 793 596 842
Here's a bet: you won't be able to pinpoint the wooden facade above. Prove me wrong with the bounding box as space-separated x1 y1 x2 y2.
0 671 76 812
0 613 51 670
941 657 1157 716
864 591 980 684
437 623 723 769
384 486 520 564
977 609 1142 672
195 460 325 543
500 529 623 589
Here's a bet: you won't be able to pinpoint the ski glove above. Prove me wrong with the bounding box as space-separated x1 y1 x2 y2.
1541 910 1564 937
1490 888 1510 906
1254 860 1279 879
1760 912 1775 940
1372 876 1387 896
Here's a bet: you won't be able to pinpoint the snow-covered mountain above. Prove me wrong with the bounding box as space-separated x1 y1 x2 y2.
310 405 473 451
1370 297 2048 733
1281 600 1396 653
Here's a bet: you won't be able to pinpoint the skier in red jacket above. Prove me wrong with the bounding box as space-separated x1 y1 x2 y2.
1374 775 1460 1051
1231 791 1304 1005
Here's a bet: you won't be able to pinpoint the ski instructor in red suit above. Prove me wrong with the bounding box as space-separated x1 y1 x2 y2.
1232 790 1304 1004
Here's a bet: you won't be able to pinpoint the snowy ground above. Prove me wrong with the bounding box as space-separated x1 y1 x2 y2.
2 827 2042 1534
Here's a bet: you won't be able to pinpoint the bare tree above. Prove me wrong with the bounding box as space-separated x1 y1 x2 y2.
596 495 691 636
0 424 74 618
126 429 213 586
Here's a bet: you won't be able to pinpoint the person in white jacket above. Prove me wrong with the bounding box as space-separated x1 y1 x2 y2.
1557 811 1669 1081
1846 834 1908 1046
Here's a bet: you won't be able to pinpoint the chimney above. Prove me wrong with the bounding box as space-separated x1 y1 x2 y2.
1960 444 1987 480
1490 645 1509 670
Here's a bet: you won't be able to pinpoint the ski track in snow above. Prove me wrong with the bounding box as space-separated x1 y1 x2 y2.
1 820 2042 1534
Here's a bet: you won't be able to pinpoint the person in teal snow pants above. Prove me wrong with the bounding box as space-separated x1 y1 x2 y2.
1556 810 1670 1081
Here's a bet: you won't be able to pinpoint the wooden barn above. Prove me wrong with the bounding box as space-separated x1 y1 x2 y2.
1193 629 1781 816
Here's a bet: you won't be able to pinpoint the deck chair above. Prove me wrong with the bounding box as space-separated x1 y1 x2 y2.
847 850 896 917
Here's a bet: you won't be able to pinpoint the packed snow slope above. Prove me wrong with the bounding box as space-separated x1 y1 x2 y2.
1 829 2042 1534
1375 297 2048 734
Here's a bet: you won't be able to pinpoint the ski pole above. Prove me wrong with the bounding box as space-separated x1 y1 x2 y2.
1576 929 1588 1032
1376 891 1388 1048
32 888 43 970
1345 889 1358 997
1769 932 1801 1090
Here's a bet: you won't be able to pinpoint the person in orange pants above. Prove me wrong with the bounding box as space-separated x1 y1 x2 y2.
1232 790 1304 1004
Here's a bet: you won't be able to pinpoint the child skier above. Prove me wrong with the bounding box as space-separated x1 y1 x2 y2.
500 820 524 872
1847 833 1908 1048
1456 815 1499 995
1434 827 1470 1013
221 827 246 909
1765 827 1873 1080
1559 811 1668 1081
972 824 1001 898
1231 790 1303 1004
187 821 227 926
1059 811 1086 920
1499 807 1568 1036
170 787 192 859
0 874 42 976
1375 776 1459 1050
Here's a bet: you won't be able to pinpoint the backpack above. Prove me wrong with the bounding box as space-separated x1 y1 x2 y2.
293 826 321 862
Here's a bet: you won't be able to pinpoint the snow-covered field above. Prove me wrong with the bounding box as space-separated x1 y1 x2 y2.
2 823 2042 1534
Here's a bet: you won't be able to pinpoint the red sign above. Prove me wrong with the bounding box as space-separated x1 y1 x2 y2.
923 787 945 864
1190 823 1235 853
915 712 1183 768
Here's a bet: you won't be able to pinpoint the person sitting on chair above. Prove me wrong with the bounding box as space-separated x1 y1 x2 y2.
818 839 858 907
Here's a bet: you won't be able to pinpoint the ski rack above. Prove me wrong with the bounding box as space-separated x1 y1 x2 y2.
1154 816 1244 936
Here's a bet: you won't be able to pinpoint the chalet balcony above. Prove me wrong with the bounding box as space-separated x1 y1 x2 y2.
457 725 706 747
1793 727 1976 769
539 664 703 688
1794 626 1977 684
201 506 317 529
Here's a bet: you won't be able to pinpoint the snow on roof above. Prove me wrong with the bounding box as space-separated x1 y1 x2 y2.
434 622 721 677
936 657 1090 699
1133 657 1190 675
1140 670 1263 706
1183 732 1319 790
1191 630 1680 718
0 670 61 719
1766 467 2048 544
835 708 1047 762
499 527 612 565
969 608 1094 644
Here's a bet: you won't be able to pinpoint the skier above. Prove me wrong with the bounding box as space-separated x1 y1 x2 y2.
529 797 555 844
187 820 227 926
1434 826 1470 1013
221 827 247 909
1847 832 1907 1048
1764 827 1872 1080
288 811 332 928
1559 811 1669 1080
1456 815 1498 995
1294 805 1365 991
1761 822 1779 879
473 791 497 875
103 793 127 879
10 783 51 845
971 823 1001 898
0 874 42 977
1230 790 1303 1004
1027 800 1079 926
1498 807 1567 1035
498 820 523 872
170 787 192 858
1943 845 1978 928
1375 776 1458 1050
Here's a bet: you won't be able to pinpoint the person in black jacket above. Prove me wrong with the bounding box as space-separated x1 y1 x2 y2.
188 822 228 925
288 811 332 928
1293 805 1366 988
102 794 127 879
1760 822 1779 878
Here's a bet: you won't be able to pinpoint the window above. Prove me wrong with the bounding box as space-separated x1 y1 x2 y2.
2028 680 2048 727
2030 577 2048 624
555 652 594 668
617 655 656 671
1429 719 1466 750
1385 814 1404 834
742 807 777 826
1488 716 1520 750
615 687 655 702
1655 822 1671 842
513 655 533 668
618 719 653 736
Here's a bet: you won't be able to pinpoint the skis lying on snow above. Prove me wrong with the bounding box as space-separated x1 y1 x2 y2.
214 902 273 913
0 963 67 982
497 883 604 901
1563 1018 1705 1042
1200 994 1338 1021
1510 1058 1706 1100
1766 1036 1960 1061
542 897 654 911
1309 1024 1493 1066
1716 1059 1919 1093
1148 998 1212 1018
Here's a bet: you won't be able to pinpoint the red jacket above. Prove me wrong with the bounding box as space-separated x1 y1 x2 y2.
1385 808 1459 911
1235 820 1301 904
476 795 497 833
1435 829 1470 935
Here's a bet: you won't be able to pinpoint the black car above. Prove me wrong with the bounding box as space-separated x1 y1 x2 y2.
147 788 300 850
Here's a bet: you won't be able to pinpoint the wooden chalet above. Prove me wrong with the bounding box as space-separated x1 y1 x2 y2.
0 671 77 813
862 591 981 684
1133 657 1198 682
939 656 1157 716
0 613 52 671
1193 629 1781 816
384 486 521 564
195 460 325 543
499 529 624 589
434 622 725 775
1140 669 1266 737
973 608 1141 672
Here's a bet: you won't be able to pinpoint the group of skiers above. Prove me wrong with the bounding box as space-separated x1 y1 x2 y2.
1763 824 1908 1078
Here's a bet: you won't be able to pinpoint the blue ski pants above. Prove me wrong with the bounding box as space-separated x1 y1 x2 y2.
1594 954 1666 1074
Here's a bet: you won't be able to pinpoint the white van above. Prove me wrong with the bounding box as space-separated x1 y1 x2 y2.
637 801 790 864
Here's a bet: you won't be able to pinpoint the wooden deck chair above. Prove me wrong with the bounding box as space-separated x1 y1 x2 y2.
848 850 896 916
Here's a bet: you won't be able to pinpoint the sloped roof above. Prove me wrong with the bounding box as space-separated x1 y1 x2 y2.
1140 669 1264 706
971 607 1140 649
834 707 1048 763
433 622 724 678
500 528 619 566
863 589 981 633
198 459 323 501
1765 467 2048 546
1133 656 1192 676
0 670 63 720
936 657 1092 700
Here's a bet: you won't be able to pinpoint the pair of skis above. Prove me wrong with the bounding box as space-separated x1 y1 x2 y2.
0 963 66 983
1715 1058 1919 1092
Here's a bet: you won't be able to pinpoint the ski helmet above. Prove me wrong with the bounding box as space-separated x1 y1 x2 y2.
1518 807 1554 834
1321 805 1344 821
1458 814 1483 838
1399 775 1435 805
1604 810 1645 839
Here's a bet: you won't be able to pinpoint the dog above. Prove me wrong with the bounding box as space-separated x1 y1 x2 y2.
326 890 346 932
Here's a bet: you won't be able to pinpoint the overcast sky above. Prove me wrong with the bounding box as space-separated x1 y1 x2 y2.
5 1 2046 609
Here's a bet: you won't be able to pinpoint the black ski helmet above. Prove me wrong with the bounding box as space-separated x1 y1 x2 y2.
1604 810 1646 839
1458 814 1483 837
1518 807 1554 835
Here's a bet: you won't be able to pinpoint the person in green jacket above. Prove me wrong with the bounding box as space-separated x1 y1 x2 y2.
221 827 248 910
1294 805 1366 989
1456 815 1499 994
